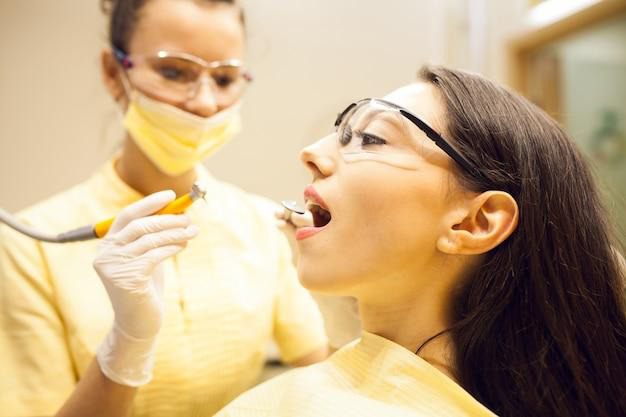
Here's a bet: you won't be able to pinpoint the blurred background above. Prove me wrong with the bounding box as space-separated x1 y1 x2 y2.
0 0 624 241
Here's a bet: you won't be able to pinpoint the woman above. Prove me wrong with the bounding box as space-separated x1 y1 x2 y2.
57 65 626 417
0 1 328 416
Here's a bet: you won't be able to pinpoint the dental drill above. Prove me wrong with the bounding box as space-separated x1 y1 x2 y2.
0 182 207 243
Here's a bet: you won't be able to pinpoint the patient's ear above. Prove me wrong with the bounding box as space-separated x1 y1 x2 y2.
437 191 518 255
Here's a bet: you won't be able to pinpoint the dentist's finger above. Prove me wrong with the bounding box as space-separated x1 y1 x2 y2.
114 215 190 245
289 210 313 228
275 207 313 228
110 191 177 234
125 225 198 256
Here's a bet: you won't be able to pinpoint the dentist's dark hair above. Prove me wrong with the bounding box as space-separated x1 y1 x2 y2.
418 65 626 417
100 0 245 53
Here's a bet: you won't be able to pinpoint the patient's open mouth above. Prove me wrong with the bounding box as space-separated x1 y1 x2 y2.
297 185 332 240
309 203 332 228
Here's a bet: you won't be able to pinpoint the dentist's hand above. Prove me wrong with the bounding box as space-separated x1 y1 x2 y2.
94 191 198 387
275 205 361 351
275 205 313 238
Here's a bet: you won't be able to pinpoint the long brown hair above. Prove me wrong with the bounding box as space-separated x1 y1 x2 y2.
419 66 626 417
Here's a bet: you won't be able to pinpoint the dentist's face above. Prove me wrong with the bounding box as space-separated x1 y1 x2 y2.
110 0 246 117
296 83 463 296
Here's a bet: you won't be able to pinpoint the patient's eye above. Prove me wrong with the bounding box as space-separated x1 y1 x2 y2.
360 132 387 147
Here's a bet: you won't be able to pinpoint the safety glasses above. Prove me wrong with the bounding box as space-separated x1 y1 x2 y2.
335 98 480 177
113 46 252 103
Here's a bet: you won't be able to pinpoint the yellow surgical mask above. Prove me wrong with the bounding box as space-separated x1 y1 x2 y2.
123 91 242 176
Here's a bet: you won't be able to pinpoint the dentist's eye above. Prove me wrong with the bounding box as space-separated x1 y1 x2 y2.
159 67 184 80
360 132 387 147
158 66 196 83
213 74 234 87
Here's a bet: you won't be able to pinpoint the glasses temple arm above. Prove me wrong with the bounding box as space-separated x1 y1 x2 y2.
399 109 481 178
112 45 133 69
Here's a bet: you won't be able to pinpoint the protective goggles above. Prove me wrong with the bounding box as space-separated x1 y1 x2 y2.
335 98 479 177
113 46 252 103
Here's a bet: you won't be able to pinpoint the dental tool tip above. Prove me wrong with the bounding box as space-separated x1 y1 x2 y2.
281 200 305 215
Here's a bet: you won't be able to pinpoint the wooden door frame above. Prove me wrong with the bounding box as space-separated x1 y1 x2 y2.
508 0 626 95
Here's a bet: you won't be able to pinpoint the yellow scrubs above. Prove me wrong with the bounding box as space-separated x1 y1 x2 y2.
216 332 496 417
0 160 327 417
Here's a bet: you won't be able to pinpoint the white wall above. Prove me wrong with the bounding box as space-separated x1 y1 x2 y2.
0 1 114 212
0 0 487 213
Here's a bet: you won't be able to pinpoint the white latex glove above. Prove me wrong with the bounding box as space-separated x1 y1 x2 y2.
274 206 313 230
94 190 198 386
275 205 361 350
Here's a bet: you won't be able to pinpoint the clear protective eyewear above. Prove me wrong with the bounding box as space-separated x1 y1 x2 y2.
334 98 479 176
113 46 252 103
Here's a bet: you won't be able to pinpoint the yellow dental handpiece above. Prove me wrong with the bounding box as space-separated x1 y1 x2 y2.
93 182 207 238
0 182 207 243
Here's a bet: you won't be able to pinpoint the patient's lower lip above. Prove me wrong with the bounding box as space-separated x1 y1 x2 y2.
295 226 325 240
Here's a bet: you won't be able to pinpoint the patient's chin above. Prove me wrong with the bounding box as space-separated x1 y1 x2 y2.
297 261 358 296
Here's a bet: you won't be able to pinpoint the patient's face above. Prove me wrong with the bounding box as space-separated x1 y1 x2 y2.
296 82 464 296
